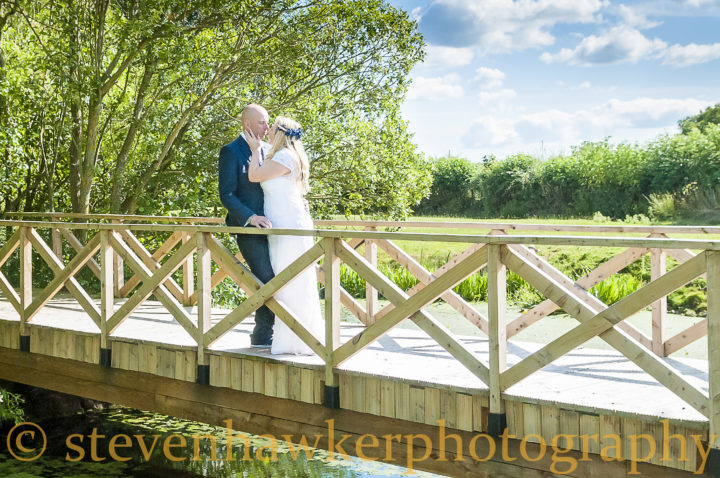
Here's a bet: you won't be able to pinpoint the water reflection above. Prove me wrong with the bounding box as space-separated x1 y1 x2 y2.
0 407 445 477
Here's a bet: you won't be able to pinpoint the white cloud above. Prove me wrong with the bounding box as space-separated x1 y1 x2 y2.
661 42 720 67
540 26 666 65
462 97 713 148
578 81 592 89
473 67 506 89
407 74 465 101
617 4 661 28
683 0 719 6
478 88 517 105
418 0 607 54
422 46 475 69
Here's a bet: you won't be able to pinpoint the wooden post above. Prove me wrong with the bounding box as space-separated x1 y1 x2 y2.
324 237 341 408
364 227 378 324
19 227 32 351
707 250 720 475
100 230 114 367
51 228 62 259
651 247 667 356
196 232 211 385
112 220 124 295
182 228 194 305
487 243 507 436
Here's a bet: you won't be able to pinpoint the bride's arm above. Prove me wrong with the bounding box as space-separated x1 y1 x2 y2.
248 150 290 182
245 131 290 182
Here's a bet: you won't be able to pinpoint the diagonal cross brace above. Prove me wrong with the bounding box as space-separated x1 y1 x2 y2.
334 240 490 385
204 236 325 358
501 247 709 417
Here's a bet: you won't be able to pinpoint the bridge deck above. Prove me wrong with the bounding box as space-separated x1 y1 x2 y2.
0 296 707 426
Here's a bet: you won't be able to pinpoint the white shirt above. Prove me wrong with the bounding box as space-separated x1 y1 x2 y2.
240 132 271 225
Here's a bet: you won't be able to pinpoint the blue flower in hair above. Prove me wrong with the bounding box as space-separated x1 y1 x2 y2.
278 125 303 140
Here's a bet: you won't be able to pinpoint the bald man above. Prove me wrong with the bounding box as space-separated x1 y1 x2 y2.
219 104 275 347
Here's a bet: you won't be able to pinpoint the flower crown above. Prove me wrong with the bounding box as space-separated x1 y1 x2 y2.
277 124 303 140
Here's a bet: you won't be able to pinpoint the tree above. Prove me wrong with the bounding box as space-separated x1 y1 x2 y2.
0 0 430 218
415 156 478 216
679 103 720 134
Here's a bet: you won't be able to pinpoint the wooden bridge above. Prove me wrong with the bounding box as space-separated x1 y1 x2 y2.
0 213 719 477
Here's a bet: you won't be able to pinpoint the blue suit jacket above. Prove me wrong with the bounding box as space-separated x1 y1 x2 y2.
218 134 265 227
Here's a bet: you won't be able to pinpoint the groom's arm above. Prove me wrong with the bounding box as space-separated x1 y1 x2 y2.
218 145 256 226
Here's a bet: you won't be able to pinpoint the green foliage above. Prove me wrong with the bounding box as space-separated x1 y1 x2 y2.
679 103 720 134
0 388 24 424
0 0 430 219
415 156 480 216
590 274 642 305
414 125 720 222
646 193 676 221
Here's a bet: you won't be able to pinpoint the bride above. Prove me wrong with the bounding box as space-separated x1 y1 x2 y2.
245 116 323 355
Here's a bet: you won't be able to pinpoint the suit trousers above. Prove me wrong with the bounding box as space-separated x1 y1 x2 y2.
235 233 275 344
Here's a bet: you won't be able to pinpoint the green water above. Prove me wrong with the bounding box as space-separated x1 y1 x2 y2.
0 408 445 477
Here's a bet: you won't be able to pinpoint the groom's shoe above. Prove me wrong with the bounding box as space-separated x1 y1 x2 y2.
250 336 272 348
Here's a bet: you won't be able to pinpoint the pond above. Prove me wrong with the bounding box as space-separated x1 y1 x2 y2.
0 407 447 477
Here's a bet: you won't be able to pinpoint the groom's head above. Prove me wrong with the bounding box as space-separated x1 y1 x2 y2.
241 104 269 139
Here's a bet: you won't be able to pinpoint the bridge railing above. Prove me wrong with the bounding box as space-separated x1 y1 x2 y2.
0 214 719 440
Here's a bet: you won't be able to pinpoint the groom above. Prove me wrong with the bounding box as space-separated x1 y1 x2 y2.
218 103 274 347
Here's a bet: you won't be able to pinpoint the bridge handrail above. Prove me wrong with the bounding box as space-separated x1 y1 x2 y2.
5 211 720 235
0 216 718 440
0 219 719 249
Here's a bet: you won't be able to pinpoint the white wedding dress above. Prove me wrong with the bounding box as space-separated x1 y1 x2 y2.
261 148 324 355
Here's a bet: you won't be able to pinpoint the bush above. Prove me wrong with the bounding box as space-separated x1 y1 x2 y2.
0 389 24 425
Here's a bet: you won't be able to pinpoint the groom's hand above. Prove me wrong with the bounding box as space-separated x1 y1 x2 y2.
249 215 272 228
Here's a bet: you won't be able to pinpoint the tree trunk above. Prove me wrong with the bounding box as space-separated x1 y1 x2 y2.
110 54 156 213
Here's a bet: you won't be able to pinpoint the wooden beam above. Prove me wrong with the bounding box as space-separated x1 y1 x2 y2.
182 230 194 305
375 240 489 333
117 230 183 300
651 248 668 356
501 248 710 416
196 233 212 366
0 228 21 267
19 227 32 336
27 228 101 327
316 265 367 325
707 250 720 448
204 237 325 358
4 219 720 249
487 244 507 415
106 234 197 335
59 228 101 279
203 239 325 346
333 241 489 385
100 231 114 349
109 233 197 340
664 319 707 356
506 247 648 338
23 234 101 323
324 237 342 387
189 251 244 305
364 229 378 324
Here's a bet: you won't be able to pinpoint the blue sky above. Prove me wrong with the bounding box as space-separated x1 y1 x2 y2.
386 0 720 160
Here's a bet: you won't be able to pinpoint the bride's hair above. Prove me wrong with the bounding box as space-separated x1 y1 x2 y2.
267 116 310 194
